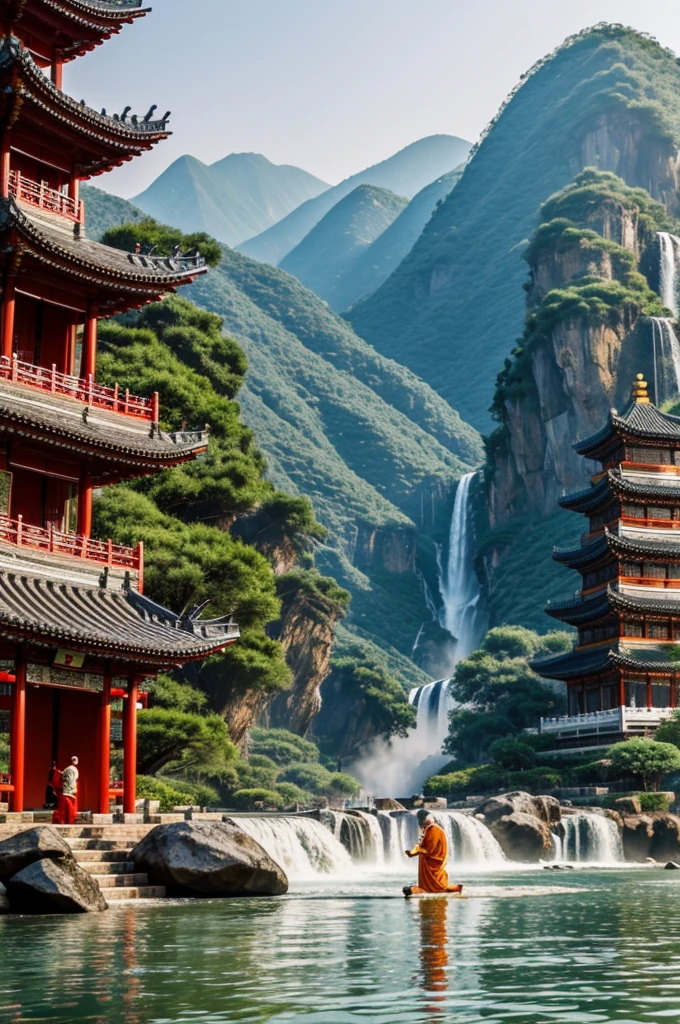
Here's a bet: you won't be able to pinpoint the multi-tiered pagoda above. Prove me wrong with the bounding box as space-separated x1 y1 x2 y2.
537 374 680 751
0 0 238 815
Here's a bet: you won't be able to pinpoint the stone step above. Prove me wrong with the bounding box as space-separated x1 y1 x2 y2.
93 873 149 888
66 838 139 850
104 885 166 901
68 849 132 863
79 861 136 875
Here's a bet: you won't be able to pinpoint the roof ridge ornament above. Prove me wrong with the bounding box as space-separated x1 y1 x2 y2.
633 372 650 405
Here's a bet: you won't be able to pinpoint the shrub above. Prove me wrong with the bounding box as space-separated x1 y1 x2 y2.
274 782 312 806
638 792 673 812
136 775 219 812
280 761 334 794
327 772 361 798
232 788 284 810
490 737 537 770
249 728 320 766
609 739 680 791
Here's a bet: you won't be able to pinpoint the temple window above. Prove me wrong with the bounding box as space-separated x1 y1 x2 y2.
623 619 644 638
623 503 645 519
651 682 672 708
644 563 666 579
622 561 643 577
647 621 670 640
649 505 672 520
625 679 648 707
602 684 617 709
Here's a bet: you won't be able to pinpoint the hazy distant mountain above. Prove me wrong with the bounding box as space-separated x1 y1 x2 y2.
132 152 329 246
237 135 471 265
334 168 463 311
280 184 408 309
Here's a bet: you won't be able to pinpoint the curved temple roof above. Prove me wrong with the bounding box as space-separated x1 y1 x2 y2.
574 400 680 461
4 1 150 63
0 198 206 311
554 527 680 570
0 374 209 481
533 640 680 681
0 562 239 666
0 37 169 175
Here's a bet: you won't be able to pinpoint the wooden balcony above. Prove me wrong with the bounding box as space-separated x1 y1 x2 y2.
0 355 159 422
0 514 143 577
9 171 82 222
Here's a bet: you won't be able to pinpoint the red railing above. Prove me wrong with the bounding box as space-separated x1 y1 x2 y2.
9 171 82 222
0 514 143 573
0 355 158 422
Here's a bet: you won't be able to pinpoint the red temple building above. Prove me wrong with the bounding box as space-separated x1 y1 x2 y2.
0 0 239 815
536 374 680 752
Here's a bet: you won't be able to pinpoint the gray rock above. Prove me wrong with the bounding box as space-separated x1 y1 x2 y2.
475 792 561 826
0 881 9 913
130 820 288 896
664 861 680 870
7 858 108 914
614 796 642 815
489 811 554 862
0 827 71 884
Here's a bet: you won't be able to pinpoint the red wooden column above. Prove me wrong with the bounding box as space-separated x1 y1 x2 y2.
51 52 63 90
618 672 625 708
1 134 11 198
10 649 26 812
123 677 138 814
2 276 16 360
77 469 93 539
83 305 98 380
98 672 112 814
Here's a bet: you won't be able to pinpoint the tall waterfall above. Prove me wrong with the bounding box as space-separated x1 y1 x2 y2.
236 815 354 879
650 316 680 402
553 812 623 863
659 232 680 316
438 471 486 662
354 473 486 797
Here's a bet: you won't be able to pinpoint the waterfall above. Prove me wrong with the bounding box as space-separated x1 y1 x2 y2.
378 810 402 867
235 815 354 879
387 809 505 869
659 232 680 317
318 810 384 863
438 471 486 662
553 812 623 864
409 678 453 740
650 316 680 402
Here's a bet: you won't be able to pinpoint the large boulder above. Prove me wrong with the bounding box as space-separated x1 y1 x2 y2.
623 813 680 862
475 792 561 826
488 811 554 862
0 827 71 884
130 820 288 896
7 857 108 914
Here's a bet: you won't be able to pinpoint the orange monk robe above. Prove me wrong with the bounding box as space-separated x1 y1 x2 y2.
411 823 462 894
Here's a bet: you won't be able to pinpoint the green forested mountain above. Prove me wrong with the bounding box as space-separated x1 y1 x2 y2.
338 168 463 311
279 184 408 310
237 135 471 265
347 26 680 431
81 184 147 240
184 246 483 664
132 152 329 246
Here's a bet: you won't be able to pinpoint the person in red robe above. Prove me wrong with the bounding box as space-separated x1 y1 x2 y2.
404 809 464 896
51 756 79 825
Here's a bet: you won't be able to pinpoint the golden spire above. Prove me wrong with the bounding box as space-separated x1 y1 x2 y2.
632 373 650 404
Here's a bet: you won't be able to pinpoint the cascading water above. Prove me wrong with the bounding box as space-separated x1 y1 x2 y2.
552 812 623 864
235 815 354 879
650 316 680 402
438 471 486 661
659 231 680 317
353 474 486 797
383 809 505 869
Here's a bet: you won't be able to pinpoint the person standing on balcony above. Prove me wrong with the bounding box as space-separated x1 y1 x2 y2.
52 755 79 824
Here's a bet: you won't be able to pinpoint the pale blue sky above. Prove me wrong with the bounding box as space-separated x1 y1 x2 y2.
67 0 680 198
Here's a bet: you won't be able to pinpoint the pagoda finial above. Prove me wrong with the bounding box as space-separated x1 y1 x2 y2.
632 373 650 404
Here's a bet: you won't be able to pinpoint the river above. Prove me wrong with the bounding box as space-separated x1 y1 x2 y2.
1 867 679 1023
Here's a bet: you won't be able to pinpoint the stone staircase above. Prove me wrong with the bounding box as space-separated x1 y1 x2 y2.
60 825 164 901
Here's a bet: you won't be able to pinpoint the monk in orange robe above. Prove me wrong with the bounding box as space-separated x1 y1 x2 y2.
404 809 463 896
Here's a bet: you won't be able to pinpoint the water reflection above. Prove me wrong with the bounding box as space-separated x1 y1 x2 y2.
1 872 680 1022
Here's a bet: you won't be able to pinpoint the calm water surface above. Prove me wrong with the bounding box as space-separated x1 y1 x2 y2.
0 868 678 1024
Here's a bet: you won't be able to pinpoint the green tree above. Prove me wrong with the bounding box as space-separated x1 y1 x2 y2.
137 708 237 776
444 626 571 763
655 711 680 749
609 738 680 791
489 736 537 770
102 218 222 266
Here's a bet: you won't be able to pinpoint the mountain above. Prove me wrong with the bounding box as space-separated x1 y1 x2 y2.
347 26 680 432
237 134 471 265
279 184 408 310
336 168 463 311
182 245 483 671
132 152 329 246
81 184 147 240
